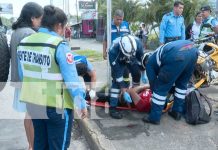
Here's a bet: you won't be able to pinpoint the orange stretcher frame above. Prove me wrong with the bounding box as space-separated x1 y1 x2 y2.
86 100 174 113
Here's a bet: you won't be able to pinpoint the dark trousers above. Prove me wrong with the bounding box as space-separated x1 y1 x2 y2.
27 104 73 150
146 48 198 121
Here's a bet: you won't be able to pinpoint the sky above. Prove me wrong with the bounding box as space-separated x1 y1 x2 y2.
0 0 148 19
0 0 77 18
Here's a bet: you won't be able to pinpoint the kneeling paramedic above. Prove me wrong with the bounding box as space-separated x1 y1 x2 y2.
73 52 97 100
141 40 198 124
17 5 87 149
108 35 144 119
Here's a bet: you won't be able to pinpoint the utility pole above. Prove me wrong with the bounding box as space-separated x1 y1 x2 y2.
216 0 218 18
76 0 79 23
107 0 112 87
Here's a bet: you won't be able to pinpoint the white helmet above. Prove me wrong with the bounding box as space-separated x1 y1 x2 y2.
119 35 137 57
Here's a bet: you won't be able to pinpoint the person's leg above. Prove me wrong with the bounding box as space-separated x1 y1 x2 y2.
24 113 34 150
26 104 48 150
145 58 189 123
109 81 123 119
46 108 72 150
123 67 130 88
172 51 198 114
31 119 48 150
128 64 141 87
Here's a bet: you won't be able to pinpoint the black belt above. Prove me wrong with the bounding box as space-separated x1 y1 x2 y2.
165 36 181 41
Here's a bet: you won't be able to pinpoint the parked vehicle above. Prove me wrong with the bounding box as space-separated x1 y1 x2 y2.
191 35 218 88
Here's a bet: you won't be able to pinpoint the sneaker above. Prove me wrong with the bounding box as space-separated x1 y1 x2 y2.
142 115 160 125
109 107 123 119
168 111 182 120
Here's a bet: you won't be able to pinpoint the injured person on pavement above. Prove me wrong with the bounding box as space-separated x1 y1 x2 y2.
93 85 174 113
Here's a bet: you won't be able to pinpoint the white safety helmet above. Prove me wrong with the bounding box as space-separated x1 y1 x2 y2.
119 35 137 57
141 52 153 69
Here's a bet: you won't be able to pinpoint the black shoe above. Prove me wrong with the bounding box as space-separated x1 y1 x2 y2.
168 111 182 121
142 115 160 125
109 107 123 119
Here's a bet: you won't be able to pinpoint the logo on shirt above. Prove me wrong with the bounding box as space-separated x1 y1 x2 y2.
66 52 74 64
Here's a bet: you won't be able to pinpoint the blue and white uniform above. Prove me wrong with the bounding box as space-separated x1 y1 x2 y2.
109 37 144 107
103 20 130 42
146 40 198 122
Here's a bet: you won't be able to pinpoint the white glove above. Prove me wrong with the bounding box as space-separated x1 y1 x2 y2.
89 89 96 100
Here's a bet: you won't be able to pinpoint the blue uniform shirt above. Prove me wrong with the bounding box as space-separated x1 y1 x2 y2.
18 27 86 109
159 12 185 43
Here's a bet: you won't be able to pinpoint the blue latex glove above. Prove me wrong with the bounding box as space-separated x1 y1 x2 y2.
141 71 148 84
123 92 132 103
74 95 87 110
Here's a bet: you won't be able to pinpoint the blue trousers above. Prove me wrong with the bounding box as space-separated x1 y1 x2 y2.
27 104 72 150
147 48 198 122
110 63 141 107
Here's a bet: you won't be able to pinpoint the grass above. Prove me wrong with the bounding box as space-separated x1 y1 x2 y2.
75 49 103 62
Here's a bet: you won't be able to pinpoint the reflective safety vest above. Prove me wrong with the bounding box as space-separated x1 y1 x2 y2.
17 32 73 109
200 17 215 38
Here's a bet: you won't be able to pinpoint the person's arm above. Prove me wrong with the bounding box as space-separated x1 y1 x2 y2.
126 85 150 106
181 17 186 40
56 43 87 111
86 60 96 90
103 41 107 60
103 27 108 60
159 15 167 44
185 23 192 39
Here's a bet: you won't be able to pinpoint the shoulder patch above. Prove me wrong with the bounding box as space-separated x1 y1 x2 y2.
66 52 74 64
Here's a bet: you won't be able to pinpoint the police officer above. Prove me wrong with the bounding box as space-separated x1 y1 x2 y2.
199 5 218 38
141 40 198 124
73 52 97 99
109 35 144 119
17 5 87 149
103 9 131 87
159 1 185 44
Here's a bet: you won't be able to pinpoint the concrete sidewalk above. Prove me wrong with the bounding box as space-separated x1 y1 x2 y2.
77 61 218 150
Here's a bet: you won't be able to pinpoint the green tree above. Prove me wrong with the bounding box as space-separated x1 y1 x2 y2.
97 0 107 18
112 0 142 22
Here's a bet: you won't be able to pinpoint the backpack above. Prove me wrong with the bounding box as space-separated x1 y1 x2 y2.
185 89 212 125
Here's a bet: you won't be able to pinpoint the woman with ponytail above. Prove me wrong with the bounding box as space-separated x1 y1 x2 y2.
10 2 43 150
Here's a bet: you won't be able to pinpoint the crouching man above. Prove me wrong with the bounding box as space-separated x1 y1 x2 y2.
141 40 198 124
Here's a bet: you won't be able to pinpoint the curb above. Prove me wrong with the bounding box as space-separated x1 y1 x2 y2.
77 118 116 150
